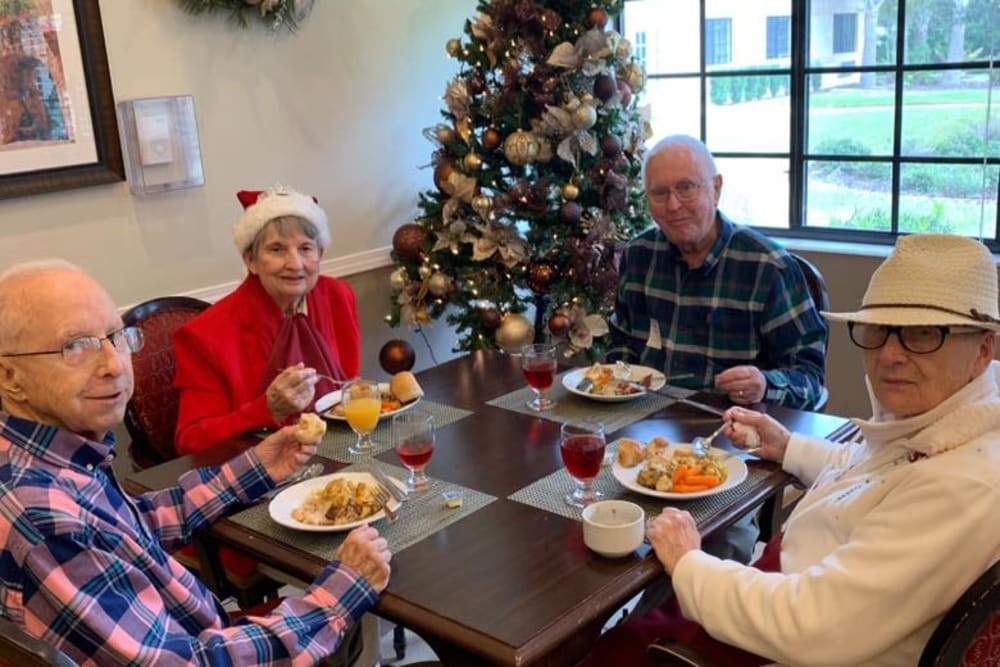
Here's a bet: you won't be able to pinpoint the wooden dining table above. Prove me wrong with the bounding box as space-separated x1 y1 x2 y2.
124 350 848 666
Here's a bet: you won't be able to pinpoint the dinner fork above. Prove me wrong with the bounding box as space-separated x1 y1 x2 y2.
371 483 398 523
690 420 730 458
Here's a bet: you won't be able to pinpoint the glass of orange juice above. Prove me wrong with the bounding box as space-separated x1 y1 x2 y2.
342 379 381 455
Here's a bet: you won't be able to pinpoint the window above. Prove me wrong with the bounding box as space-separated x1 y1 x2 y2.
766 16 790 59
705 18 731 65
622 0 999 247
833 13 857 54
634 30 647 67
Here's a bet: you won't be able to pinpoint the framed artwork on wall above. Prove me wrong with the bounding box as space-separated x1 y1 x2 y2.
0 0 123 200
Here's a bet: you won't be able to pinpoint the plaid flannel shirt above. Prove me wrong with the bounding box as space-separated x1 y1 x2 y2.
0 414 377 665
607 214 828 409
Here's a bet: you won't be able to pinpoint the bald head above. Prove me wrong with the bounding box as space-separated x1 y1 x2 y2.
643 135 719 189
0 261 132 439
0 260 89 351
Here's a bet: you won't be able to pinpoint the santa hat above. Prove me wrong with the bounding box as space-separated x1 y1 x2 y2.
232 185 330 252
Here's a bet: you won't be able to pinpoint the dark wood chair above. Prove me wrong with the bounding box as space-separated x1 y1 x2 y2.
647 560 1000 667
918 560 1000 666
790 253 831 412
0 617 78 666
122 295 280 609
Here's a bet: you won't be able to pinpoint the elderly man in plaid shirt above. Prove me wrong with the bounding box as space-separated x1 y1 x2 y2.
608 135 828 410
0 260 390 665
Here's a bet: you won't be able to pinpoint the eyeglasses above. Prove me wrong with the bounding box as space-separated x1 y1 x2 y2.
648 180 703 203
0 326 144 367
848 323 983 354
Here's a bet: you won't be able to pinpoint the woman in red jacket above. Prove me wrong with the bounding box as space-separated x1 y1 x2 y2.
174 186 361 454
171 186 361 588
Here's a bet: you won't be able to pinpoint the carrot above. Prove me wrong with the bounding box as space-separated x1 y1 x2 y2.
671 483 711 493
671 465 689 486
682 475 721 487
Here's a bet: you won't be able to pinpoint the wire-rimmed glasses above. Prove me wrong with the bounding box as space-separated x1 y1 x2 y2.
0 326 144 366
647 179 703 204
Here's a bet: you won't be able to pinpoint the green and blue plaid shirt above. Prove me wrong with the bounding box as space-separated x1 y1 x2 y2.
607 214 828 409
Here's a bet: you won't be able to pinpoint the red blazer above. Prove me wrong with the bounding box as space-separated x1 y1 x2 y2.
173 274 361 453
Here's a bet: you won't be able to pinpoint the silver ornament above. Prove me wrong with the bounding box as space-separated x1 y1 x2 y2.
389 267 408 291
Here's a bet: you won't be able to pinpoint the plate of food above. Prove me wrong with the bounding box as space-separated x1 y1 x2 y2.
562 363 667 402
269 471 403 532
610 436 747 500
321 372 423 421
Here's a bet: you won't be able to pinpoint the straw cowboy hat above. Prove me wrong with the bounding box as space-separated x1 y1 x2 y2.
823 234 1000 331
233 185 330 252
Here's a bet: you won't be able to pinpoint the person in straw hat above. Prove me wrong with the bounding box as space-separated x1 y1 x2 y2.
584 234 1000 666
172 185 361 591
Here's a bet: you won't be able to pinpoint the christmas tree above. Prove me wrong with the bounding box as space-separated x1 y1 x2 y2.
387 0 650 358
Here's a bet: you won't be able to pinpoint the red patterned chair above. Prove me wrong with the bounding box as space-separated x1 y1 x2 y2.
122 295 280 609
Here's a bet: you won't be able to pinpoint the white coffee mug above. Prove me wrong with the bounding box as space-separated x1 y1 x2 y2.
582 500 644 558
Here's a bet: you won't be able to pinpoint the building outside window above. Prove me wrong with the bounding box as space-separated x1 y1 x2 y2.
767 15 790 59
705 18 732 65
622 0 999 247
833 13 857 54
635 30 647 67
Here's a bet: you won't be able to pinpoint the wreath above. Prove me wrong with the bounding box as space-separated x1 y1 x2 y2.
179 0 315 31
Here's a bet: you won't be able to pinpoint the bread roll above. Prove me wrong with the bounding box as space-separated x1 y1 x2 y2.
616 438 645 467
646 436 671 459
296 412 327 444
390 371 424 403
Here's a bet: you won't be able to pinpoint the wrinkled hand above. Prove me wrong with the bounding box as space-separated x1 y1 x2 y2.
336 526 391 593
266 363 319 423
714 365 767 404
254 425 317 483
723 407 790 463
647 508 700 575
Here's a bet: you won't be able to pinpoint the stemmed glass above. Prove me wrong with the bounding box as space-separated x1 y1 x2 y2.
342 379 381 456
393 410 435 493
560 422 606 508
521 343 557 411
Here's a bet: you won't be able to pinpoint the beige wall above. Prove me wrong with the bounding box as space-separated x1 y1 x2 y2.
0 0 472 304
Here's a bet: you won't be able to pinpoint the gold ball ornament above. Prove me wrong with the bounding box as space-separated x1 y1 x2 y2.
464 152 483 171
562 183 580 201
624 62 646 93
446 38 462 57
494 313 535 353
389 267 408 291
503 129 541 166
572 104 598 130
471 194 493 219
436 125 456 145
418 264 433 280
427 272 452 297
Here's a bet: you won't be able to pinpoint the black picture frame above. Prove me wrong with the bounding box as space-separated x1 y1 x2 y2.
0 0 124 200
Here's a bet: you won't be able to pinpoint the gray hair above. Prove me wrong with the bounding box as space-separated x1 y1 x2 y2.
0 259 85 349
246 215 323 259
642 134 719 188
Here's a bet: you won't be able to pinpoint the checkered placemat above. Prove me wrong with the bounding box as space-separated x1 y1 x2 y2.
229 461 495 557
508 457 770 524
486 371 695 433
318 400 472 463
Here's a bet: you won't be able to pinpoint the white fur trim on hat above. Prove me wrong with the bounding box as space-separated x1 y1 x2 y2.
233 186 330 252
823 234 1000 331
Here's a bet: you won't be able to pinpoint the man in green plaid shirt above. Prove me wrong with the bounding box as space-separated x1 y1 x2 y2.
608 135 828 410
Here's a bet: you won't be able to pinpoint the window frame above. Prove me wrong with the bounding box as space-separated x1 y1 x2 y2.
621 0 1000 250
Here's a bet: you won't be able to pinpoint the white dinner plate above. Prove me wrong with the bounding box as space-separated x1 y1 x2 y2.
561 365 667 403
610 441 748 500
268 471 403 532
321 382 421 421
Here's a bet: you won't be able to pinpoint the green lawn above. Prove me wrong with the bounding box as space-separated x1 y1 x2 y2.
809 87 993 108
